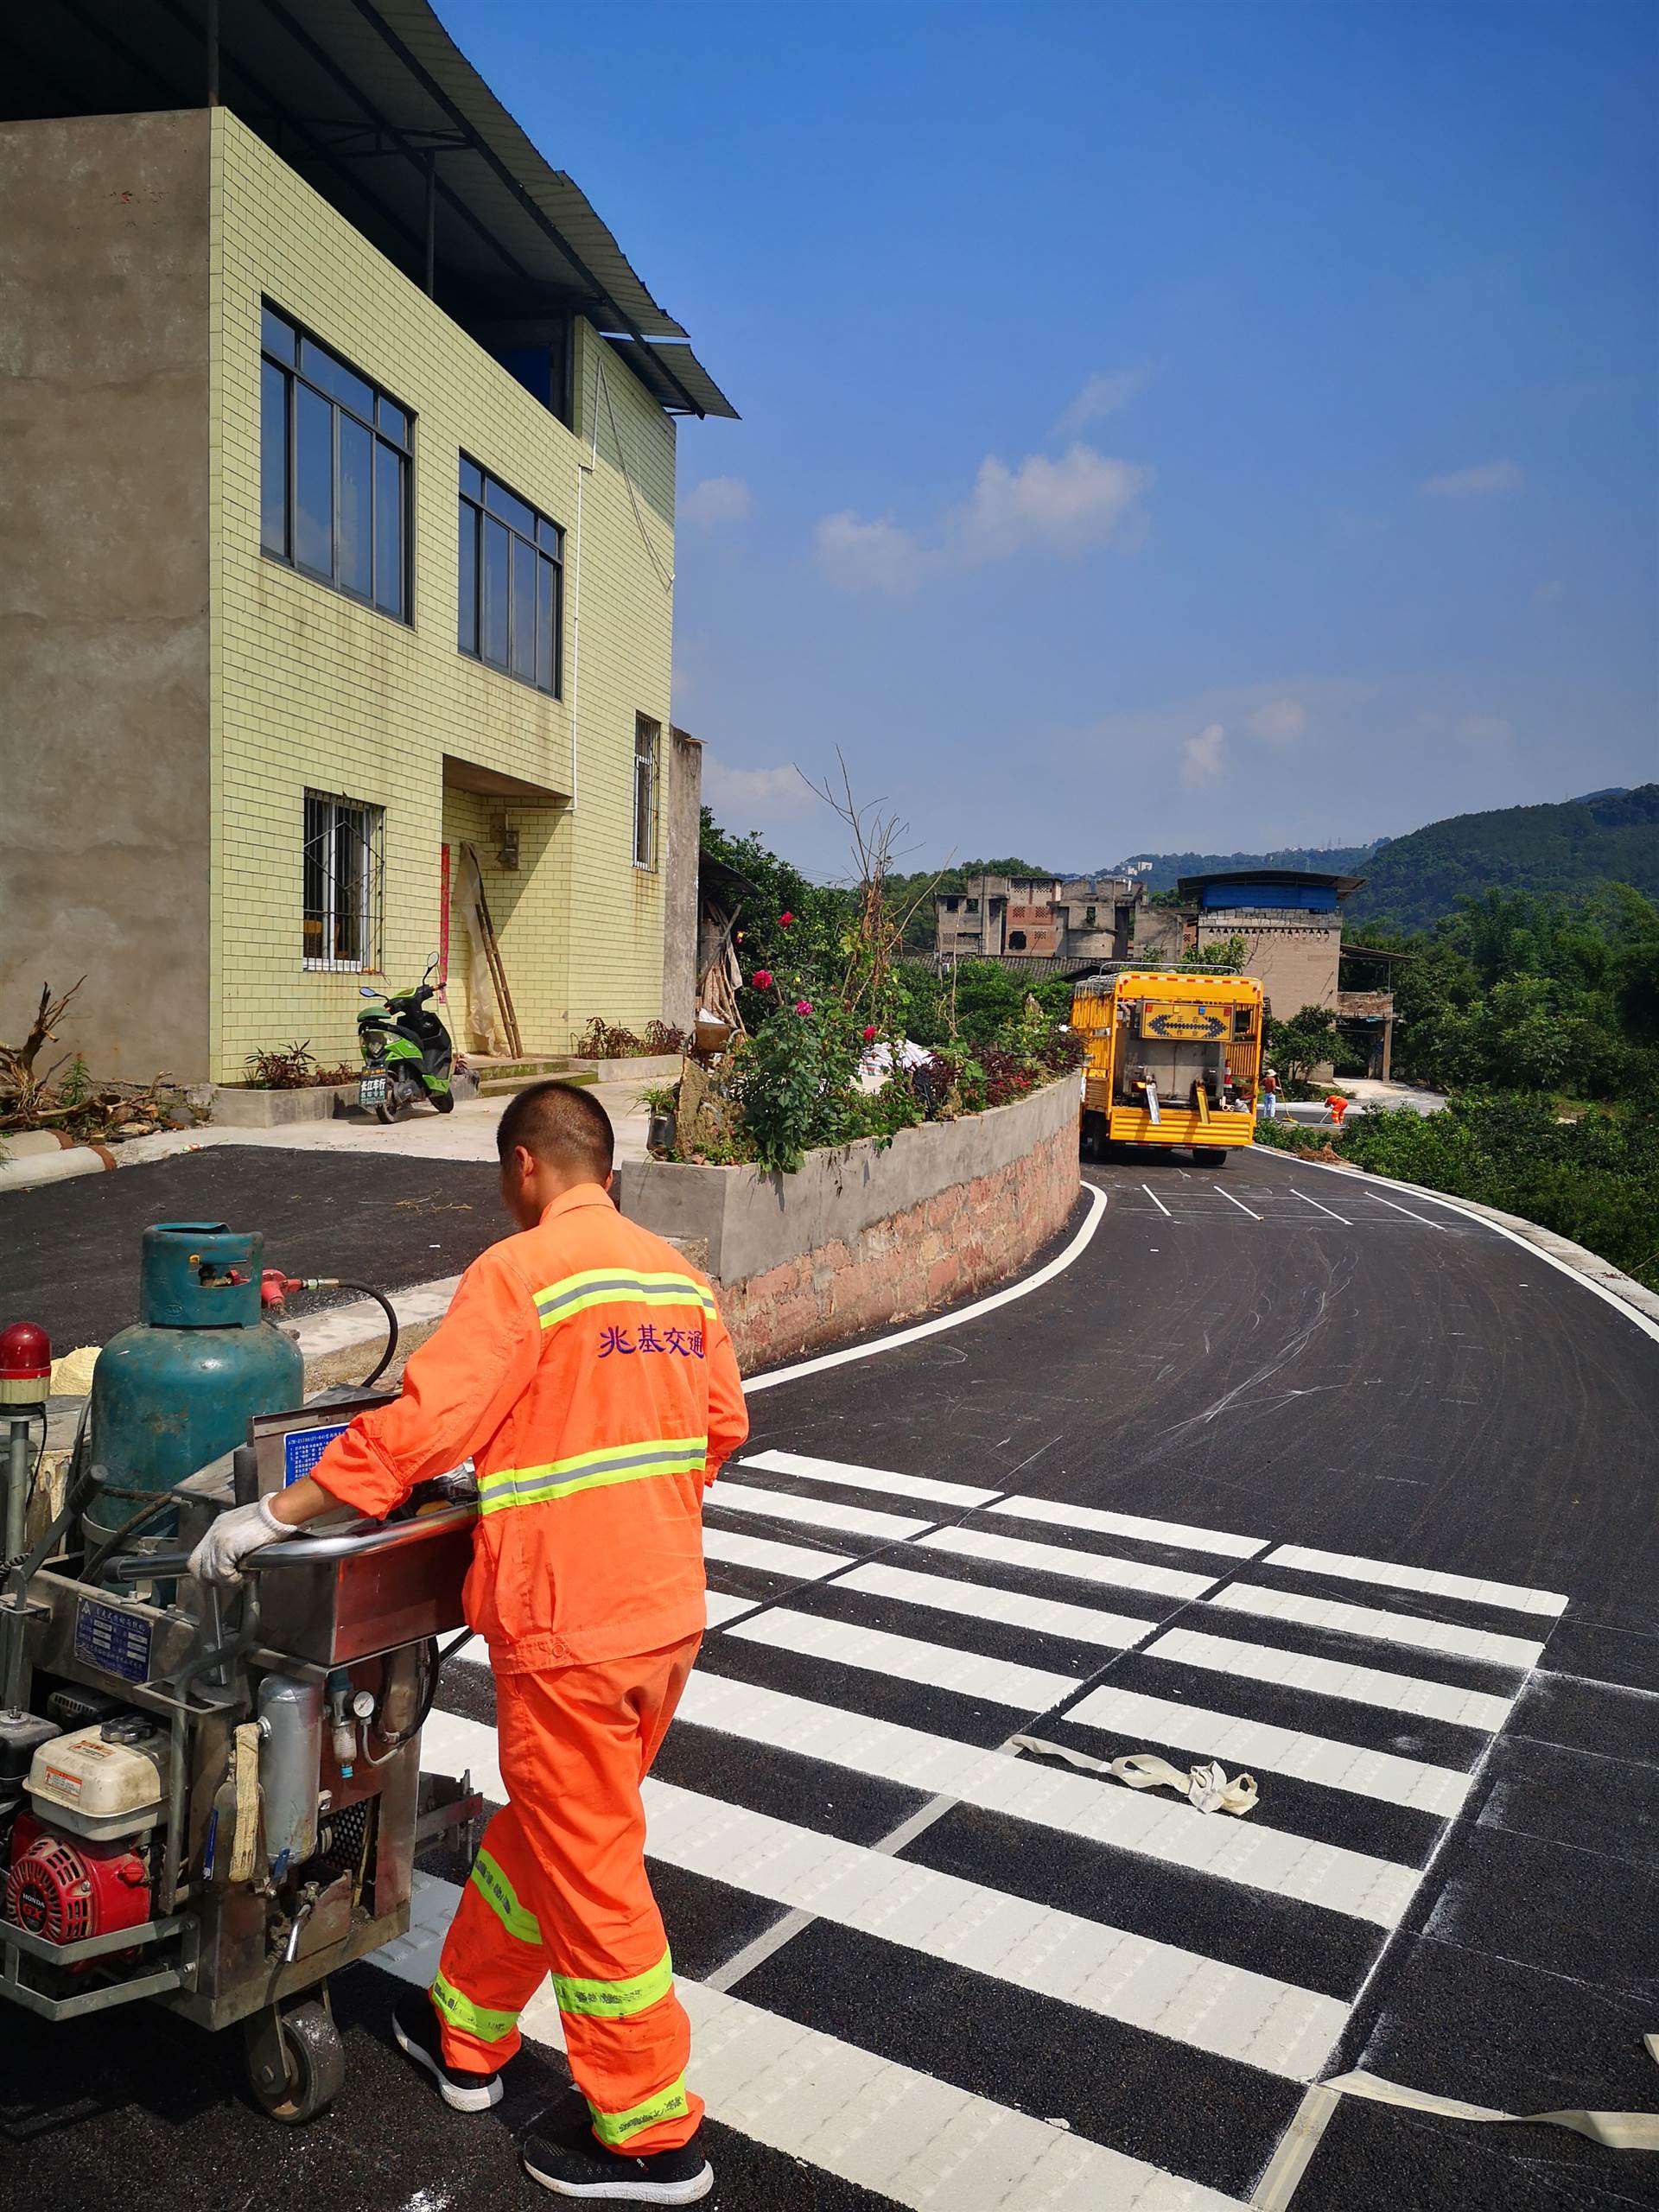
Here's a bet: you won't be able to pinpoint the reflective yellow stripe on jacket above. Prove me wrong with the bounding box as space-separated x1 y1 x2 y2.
477 1437 709 1517
533 1268 715 1332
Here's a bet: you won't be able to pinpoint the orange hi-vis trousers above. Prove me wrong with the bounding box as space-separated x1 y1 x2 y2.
429 1634 702 2154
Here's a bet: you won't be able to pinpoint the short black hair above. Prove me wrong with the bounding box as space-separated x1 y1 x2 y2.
497 1080 614 1180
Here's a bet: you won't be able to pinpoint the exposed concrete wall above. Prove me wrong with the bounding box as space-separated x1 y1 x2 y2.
0 111 213 1081
614 1077 1079 1370
661 728 702 1031
1220 917 1342 1018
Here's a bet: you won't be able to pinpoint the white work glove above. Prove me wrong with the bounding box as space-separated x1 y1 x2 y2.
188 1495 291 1589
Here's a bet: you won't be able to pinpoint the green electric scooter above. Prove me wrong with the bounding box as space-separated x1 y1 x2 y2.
356 956 455 1123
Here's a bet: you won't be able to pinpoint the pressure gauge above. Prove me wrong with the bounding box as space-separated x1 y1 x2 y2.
351 1689 376 1720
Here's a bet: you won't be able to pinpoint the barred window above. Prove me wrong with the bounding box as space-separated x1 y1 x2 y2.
632 716 659 869
303 792 383 971
261 305 411 621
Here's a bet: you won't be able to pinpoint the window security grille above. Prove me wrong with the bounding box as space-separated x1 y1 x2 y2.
303 792 384 970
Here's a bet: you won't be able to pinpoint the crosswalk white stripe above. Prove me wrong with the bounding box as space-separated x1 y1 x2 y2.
1065 1685 1472 1816
706 1590 761 1628
642 1779 1347 2081
372 1871 1249 2210
677 1673 1419 1926
702 1523 855 1580
1262 1542 1569 1618
988 1494 1267 1560
841 1560 1161 1650
708 1480 931 1541
1146 1626 1514 1734
740 1447 999 1509
1207 1583 1545 1670
922 1523 1217 1600
725 1607 1081 1712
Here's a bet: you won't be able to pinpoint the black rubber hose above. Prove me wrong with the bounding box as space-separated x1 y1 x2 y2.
331 1281 400 1389
80 1486 188 1587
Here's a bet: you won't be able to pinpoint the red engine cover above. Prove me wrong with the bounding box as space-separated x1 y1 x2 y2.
4 1814 151 1948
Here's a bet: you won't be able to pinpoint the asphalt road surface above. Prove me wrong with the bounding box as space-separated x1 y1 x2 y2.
3 1148 1656 2211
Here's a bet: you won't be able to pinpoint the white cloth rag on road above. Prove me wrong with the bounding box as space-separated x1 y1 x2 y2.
1007 1734 1259 1815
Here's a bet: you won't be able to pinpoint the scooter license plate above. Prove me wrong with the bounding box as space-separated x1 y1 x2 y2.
358 1071 388 1106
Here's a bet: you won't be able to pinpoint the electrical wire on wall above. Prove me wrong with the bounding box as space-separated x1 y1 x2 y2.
594 352 676 598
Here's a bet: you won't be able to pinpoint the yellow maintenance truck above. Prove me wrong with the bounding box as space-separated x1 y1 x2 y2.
1074 969 1263 1165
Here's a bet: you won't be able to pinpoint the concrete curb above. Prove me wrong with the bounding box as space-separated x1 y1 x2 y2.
0 1130 209 1195
288 1275 462 1392
1305 1156 1659 1332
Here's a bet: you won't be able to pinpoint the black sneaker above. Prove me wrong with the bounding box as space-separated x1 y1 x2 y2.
521 2117 713 2202
391 1985 504 2113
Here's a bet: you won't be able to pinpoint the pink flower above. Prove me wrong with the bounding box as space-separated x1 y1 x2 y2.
751 969 773 990
779 911 794 927
863 1026 878 1042
795 999 813 1016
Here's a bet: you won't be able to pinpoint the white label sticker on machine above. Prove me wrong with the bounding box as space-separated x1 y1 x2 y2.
283 1424 349 1486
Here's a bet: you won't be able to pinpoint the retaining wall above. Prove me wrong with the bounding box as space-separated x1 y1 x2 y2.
613 1077 1079 1371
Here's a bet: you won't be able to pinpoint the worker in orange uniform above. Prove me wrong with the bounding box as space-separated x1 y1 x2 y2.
191 1082 748 2204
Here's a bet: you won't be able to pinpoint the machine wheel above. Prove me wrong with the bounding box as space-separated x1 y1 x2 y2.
1194 1147 1228 1166
432 1089 455 1114
250 1998 346 2125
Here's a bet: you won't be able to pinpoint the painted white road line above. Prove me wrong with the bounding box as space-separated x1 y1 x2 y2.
740 1448 999 1510
1145 1626 1515 1735
1065 1685 1473 1817
1214 1185 1262 1219
1292 1188 1351 1225
702 1524 856 1580
1142 1183 1173 1217
988 1494 1267 1561
1362 1191 1446 1230
708 1481 931 1542
727 1607 1080 1713
375 1873 1249 2212
922 1523 1217 1601
1207 1584 1545 1671
642 1778 1347 2082
841 1559 1161 1650
677 1674 1420 1928
706 1590 761 1628
745 1179 1112 1393
1262 1543 1569 1619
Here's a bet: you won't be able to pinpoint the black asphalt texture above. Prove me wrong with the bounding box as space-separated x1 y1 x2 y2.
0 1147 506 1348
3 1146 1656 2211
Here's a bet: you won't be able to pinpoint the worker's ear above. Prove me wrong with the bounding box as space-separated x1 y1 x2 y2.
603 1170 614 1193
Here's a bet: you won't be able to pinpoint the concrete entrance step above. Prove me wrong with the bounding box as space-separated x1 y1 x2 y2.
472 1054 600 1098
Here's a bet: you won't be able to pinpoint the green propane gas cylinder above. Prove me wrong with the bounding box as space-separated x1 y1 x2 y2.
84 1223 305 1557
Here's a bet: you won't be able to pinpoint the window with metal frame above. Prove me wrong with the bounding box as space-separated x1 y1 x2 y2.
632 717 660 869
457 456 563 694
261 306 411 620
303 791 384 971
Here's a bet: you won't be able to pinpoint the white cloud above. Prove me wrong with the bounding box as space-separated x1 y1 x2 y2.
1419 458 1525 499
680 475 752 525
1534 579 1564 604
1244 697 1306 747
814 511 934 595
1181 722 1227 790
818 444 1152 595
1055 368 1150 435
1457 715 1512 747
702 756 811 812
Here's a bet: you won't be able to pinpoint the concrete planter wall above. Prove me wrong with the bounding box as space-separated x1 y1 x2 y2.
613 1076 1080 1372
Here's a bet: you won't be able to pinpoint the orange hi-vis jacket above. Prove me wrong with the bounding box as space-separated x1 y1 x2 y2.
311 1185 749 1670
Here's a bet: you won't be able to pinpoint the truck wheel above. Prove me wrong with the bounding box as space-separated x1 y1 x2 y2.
251 1999 346 2125
1195 1147 1228 1166
1080 1112 1108 1162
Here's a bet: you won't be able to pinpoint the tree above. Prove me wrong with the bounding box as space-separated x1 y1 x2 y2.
1267 1004 1342 1088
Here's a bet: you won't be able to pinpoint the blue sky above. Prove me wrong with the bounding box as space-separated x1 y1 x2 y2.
442 0 1656 878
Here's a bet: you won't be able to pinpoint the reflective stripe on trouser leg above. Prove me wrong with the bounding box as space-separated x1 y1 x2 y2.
431 1807 549 2074
494 1645 705 2154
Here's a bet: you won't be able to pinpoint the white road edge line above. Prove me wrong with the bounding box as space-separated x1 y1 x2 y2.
1142 1183 1173 1217
1214 1185 1262 1219
744 1179 1109 1393
1293 1187 1351 1225
1282 1154 1659 1349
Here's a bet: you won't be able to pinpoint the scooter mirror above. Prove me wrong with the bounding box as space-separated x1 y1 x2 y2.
359 986 378 997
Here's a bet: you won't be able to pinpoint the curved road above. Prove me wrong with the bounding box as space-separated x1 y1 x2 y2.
3 1147 1656 2212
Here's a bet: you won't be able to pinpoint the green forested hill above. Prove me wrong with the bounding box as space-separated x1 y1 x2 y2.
1345 785 1659 931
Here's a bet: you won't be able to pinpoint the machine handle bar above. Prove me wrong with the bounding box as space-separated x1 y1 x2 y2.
105 1500 478 1583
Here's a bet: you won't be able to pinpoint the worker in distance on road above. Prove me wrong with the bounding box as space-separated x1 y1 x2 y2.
191 1081 749 2205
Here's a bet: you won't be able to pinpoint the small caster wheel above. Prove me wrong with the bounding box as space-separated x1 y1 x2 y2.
250 1998 346 2124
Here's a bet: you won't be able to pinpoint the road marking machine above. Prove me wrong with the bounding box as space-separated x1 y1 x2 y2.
0 1223 479 2122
